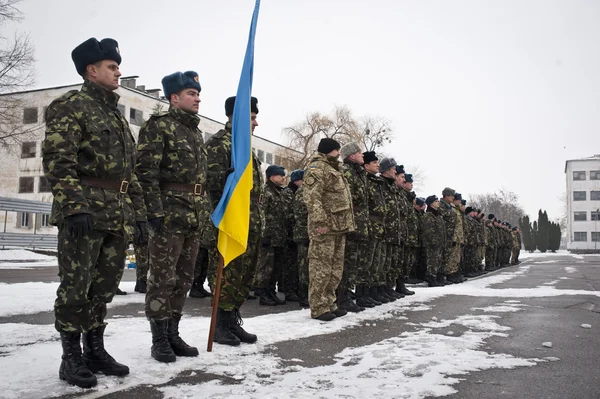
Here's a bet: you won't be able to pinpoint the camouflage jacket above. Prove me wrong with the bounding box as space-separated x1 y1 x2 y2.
438 199 456 243
282 186 295 241
464 215 478 246
512 231 521 249
206 122 264 236
303 153 355 238
342 160 370 241
516 231 522 249
135 106 208 234
293 185 309 242
416 209 425 247
473 218 484 245
484 220 495 247
381 177 402 245
366 172 387 240
262 179 288 247
422 207 446 248
453 206 465 245
403 190 419 247
42 80 146 237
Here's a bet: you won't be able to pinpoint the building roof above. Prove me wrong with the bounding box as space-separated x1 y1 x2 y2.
565 154 600 173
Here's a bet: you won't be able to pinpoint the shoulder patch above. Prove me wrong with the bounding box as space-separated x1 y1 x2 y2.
305 176 316 186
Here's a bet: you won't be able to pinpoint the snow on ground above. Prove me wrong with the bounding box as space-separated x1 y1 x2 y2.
0 249 56 261
564 267 577 274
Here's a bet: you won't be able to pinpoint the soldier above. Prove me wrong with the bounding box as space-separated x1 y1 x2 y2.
422 196 446 286
281 171 301 302
414 197 427 281
512 227 522 265
485 215 498 271
189 204 214 298
254 165 288 306
363 151 387 306
438 188 457 286
304 138 355 321
291 170 310 308
338 142 368 312
134 243 149 293
206 96 264 345
448 193 466 283
135 71 207 362
43 38 144 388
398 172 417 295
462 207 479 277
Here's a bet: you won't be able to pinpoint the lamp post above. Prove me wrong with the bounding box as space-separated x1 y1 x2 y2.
596 209 599 252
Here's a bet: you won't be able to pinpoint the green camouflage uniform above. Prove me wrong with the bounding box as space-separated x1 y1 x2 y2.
135 106 208 320
445 204 464 275
365 172 387 288
281 184 299 296
207 122 265 311
438 199 456 276
192 203 215 291
304 153 355 318
462 215 478 275
401 190 417 281
485 221 498 269
42 80 146 333
381 177 402 289
134 243 149 283
292 185 309 289
422 208 446 278
415 207 427 279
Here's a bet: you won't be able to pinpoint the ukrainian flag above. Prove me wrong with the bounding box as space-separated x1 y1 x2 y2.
211 0 261 266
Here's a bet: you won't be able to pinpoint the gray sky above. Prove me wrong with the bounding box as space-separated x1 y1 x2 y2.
10 0 600 221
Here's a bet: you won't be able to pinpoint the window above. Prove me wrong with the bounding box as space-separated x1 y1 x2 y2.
574 212 587 221
21 142 36 159
18 177 34 193
591 191 600 201
592 211 600 221
38 176 52 192
20 212 29 228
573 171 586 180
574 232 587 242
266 152 273 164
129 107 143 126
591 171 600 180
117 104 126 116
573 191 586 201
23 107 38 124
40 214 50 228
257 149 265 162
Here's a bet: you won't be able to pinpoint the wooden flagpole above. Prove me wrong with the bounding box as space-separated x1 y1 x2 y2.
207 254 225 352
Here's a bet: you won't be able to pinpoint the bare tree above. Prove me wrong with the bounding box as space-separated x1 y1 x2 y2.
467 188 526 225
0 0 39 149
352 115 393 152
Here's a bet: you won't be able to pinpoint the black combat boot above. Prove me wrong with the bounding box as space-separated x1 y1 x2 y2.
387 285 403 299
397 281 415 296
355 285 375 308
333 308 348 317
367 286 383 305
268 288 286 305
437 273 449 286
285 291 301 302
59 331 97 388
189 276 209 298
259 289 277 306
149 319 176 363
378 286 394 302
426 275 440 287
134 279 147 294
214 309 241 346
229 308 257 343
337 289 363 313
298 285 310 308
315 312 336 321
82 325 129 375
167 313 199 357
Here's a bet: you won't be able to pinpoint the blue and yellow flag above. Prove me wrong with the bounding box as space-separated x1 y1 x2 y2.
211 0 261 266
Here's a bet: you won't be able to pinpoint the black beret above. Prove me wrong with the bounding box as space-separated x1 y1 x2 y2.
416 197 426 206
225 96 259 117
363 151 378 164
488 214 495 220
454 192 462 201
317 138 341 154
161 71 201 99
72 37 121 76
465 206 474 214
266 165 285 179
426 195 439 206
404 174 413 183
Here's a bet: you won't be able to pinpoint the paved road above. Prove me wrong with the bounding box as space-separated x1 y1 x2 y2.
2 254 600 398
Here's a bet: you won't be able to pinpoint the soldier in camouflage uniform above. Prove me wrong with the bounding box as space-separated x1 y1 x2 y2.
207 96 264 345
338 142 368 312
43 38 143 388
135 71 207 363
462 207 479 277
445 192 466 283
511 227 522 265
422 196 446 286
291 170 310 308
414 197 427 281
485 215 498 271
363 151 387 305
398 171 417 295
280 173 301 302
134 243 149 293
189 202 214 298
438 188 456 286
254 165 288 306
304 138 355 321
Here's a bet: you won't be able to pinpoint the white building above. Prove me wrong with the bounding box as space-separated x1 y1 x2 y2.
0 77 301 234
565 154 600 253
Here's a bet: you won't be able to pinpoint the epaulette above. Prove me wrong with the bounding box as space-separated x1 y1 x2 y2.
149 111 169 119
210 129 228 140
45 90 79 120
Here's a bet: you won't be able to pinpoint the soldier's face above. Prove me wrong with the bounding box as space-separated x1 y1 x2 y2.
270 175 285 186
403 181 413 191
88 60 121 90
430 200 440 210
171 89 200 114
350 152 364 165
251 113 258 134
295 180 303 187
364 160 379 174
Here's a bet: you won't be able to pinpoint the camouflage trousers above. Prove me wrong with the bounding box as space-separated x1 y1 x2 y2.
415 246 427 280
403 246 417 281
209 233 260 311
296 240 310 288
134 242 149 282
280 241 299 295
254 245 285 291
424 245 443 278
444 243 462 275
145 230 200 320
339 237 362 292
485 247 496 270
511 248 520 264
463 245 478 274
370 240 386 286
55 227 126 333
354 240 375 286
193 247 209 284
384 243 401 287
308 234 345 318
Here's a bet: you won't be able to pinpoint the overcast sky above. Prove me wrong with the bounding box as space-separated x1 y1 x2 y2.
9 0 600 221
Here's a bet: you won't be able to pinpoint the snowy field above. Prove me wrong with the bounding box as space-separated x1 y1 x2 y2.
0 250 597 398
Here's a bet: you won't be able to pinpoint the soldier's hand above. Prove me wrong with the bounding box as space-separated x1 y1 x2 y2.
148 217 164 233
66 213 93 239
315 227 329 235
226 167 235 176
134 221 148 245
302 239 310 247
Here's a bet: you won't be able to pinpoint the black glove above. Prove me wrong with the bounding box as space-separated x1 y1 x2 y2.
302 239 310 247
66 213 93 239
452 242 457 247
261 238 271 248
226 167 235 176
148 217 164 233
134 221 148 245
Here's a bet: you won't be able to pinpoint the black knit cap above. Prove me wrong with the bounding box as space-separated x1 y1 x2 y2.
317 138 341 154
465 206 474 214
426 195 439 206
488 214 495 220
363 151 378 164
225 96 259 117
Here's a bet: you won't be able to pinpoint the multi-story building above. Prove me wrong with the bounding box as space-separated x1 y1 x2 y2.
565 154 600 253
0 76 301 234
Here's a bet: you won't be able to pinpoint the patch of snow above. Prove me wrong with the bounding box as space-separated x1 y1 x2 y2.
534 260 559 264
542 342 552 348
471 304 526 313
0 249 56 261
581 324 592 329
571 255 584 259
564 267 576 274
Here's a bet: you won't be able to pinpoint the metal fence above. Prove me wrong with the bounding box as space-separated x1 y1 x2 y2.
0 196 56 249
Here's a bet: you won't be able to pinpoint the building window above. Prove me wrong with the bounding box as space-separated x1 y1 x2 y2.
40 214 50 227
591 171 600 180
266 152 273 164
23 107 38 124
117 104 126 116
257 149 265 162
592 211 600 221
38 176 52 192
21 142 36 159
573 171 586 180
592 232 600 242
573 191 586 201
591 191 600 201
18 177 34 193
573 232 587 242
574 212 587 221
20 212 29 228
129 107 143 126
